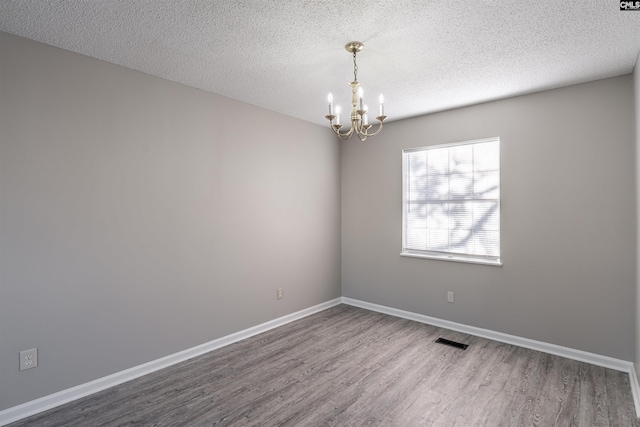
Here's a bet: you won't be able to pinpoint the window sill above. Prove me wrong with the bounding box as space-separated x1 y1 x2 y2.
400 251 502 267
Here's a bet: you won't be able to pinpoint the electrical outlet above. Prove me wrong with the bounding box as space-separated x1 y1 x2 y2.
447 291 455 303
277 288 284 300
20 348 38 371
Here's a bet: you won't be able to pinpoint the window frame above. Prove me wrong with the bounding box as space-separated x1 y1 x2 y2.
401 137 502 266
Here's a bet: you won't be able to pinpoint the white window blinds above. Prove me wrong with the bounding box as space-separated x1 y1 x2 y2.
402 138 500 263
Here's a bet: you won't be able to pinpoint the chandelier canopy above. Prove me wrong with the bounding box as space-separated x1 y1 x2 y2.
325 42 387 141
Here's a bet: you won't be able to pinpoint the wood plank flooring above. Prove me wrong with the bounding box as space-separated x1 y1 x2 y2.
8 304 639 426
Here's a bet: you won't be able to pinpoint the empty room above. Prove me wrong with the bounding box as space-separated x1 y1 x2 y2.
2 1 640 426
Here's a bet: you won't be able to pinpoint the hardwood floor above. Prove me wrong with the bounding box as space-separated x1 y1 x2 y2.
8 304 639 426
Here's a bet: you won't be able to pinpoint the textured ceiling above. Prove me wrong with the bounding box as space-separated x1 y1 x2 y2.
1 1 640 126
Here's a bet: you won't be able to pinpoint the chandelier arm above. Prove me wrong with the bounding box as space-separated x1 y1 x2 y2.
338 127 354 140
351 115 361 133
331 122 355 140
360 121 384 138
351 115 368 141
355 111 371 133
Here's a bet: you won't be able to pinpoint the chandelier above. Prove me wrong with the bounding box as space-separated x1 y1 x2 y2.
325 42 387 141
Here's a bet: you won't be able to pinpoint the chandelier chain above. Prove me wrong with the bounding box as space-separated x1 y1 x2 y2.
353 51 358 82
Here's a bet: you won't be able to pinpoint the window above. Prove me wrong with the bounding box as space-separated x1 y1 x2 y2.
402 137 501 265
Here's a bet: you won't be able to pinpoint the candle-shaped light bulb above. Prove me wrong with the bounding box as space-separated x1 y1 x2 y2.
328 93 334 115
335 105 341 125
364 105 369 125
358 87 364 111
379 94 384 116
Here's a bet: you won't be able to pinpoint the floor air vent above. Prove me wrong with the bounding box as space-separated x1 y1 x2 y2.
435 338 468 350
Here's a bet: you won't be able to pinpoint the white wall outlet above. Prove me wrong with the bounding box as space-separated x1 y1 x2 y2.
20 348 38 371
277 288 284 300
447 291 455 303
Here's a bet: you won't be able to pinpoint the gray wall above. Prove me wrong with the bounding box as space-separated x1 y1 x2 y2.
342 75 636 361
0 32 341 410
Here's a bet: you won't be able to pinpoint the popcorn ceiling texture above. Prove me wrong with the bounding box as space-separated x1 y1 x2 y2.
1 0 639 125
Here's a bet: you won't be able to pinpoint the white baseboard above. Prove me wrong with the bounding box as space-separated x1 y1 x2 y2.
0 298 342 427
342 296 640 417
